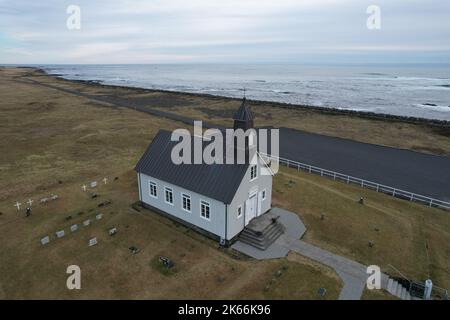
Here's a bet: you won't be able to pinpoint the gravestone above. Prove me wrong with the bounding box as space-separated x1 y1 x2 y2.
129 246 140 254
56 230 65 238
70 224 78 232
88 237 97 246
83 219 91 227
96 213 103 220
40 197 48 204
90 181 97 188
41 236 50 245
159 256 174 269
318 287 327 297
108 227 117 236
50 194 59 201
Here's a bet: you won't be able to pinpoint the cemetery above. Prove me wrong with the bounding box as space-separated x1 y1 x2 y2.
0 67 448 300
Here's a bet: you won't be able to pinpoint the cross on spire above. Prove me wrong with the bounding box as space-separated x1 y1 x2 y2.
233 95 254 131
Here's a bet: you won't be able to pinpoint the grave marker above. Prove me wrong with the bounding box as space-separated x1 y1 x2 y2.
27 199 33 207
83 219 90 227
96 213 103 220
88 237 97 246
14 201 21 211
108 227 117 236
81 185 87 192
90 181 97 188
70 224 78 232
41 236 50 245
103 177 108 184
56 230 65 238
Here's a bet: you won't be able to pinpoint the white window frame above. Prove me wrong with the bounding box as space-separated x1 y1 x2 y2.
164 186 174 205
250 164 258 181
261 189 266 200
200 200 211 221
149 181 157 198
237 205 243 218
181 193 191 213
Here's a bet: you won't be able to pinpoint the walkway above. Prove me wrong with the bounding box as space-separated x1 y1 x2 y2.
232 208 390 300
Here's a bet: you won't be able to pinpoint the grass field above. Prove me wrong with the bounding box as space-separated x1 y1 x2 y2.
18 67 450 156
0 67 448 299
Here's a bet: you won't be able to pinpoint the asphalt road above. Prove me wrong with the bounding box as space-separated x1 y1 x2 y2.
25 77 450 203
279 127 450 202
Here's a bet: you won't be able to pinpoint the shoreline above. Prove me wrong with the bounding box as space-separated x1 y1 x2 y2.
32 67 450 128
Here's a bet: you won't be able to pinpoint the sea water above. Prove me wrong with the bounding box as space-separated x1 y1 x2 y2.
39 64 450 121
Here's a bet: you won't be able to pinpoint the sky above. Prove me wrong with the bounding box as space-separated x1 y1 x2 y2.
0 0 449 64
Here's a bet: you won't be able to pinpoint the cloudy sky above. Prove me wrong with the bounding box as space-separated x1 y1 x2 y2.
0 0 449 64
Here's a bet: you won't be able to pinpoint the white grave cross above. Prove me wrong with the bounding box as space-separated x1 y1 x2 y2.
27 199 33 207
14 201 21 211
103 177 108 184
81 185 87 192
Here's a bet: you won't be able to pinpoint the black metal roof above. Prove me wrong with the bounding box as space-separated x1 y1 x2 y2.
233 97 254 121
135 130 250 204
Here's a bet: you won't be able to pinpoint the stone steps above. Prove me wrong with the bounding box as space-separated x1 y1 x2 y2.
239 218 285 250
387 278 411 300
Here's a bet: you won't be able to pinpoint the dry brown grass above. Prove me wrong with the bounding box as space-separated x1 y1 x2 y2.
273 167 450 289
0 67 341 299
1 67 447 300
155 102 450 156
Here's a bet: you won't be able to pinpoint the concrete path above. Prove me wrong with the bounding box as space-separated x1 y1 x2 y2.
232 208 384 300
287 239 368 300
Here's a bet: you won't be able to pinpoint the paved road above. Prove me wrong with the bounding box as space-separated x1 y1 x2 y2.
24 78 450 202
279 128 450 202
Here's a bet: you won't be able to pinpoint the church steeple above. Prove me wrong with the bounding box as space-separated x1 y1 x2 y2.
233 97 254 131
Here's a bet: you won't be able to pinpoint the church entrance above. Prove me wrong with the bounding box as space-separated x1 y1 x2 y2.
245 192 257 226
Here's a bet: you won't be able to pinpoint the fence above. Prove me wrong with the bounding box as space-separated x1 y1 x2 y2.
388 265 448 300
261 153 450 211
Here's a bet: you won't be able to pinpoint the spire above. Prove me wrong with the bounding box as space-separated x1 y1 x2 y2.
233 96 254 131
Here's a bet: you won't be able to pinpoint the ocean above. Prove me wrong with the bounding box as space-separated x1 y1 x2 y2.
39 64 450 121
